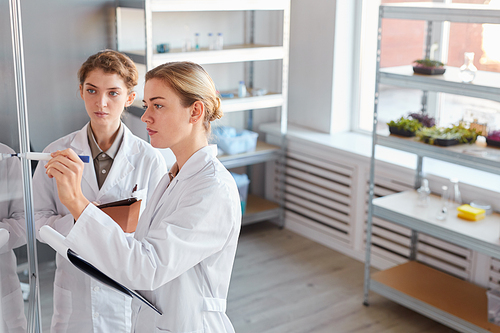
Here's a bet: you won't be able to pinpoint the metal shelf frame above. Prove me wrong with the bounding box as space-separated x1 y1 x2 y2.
364 3 500 332
116 0 290 226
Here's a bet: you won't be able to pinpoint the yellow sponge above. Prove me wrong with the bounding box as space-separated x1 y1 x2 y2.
457 204 485 221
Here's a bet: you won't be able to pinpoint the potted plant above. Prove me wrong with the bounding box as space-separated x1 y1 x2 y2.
408 112 436 127
413 58 446 75
486 130 500 148
387 116 422 137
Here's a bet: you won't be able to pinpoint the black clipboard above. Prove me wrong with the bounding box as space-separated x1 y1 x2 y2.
67 248 162 315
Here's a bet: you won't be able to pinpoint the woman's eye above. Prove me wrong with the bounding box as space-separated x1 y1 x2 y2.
109 91 119 97
142 104 147 110
87 89 96 94
154 104 163 110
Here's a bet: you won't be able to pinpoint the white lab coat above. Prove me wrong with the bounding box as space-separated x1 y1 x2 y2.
33 123 167 333
0 143 27 333
64 145 241 333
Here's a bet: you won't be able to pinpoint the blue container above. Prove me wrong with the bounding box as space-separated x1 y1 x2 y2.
230 172 250 215
213 126 258 155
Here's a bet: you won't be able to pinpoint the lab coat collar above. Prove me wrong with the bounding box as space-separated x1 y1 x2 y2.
174 145 218 182
97 125 138 198
70 123 98 197
69 123 139 199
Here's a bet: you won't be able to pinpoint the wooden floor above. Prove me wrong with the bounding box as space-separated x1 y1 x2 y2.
227 222 457 333
32 221 457 332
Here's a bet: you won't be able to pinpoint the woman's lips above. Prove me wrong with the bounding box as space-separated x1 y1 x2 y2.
94 112 108 118
146 128 158 136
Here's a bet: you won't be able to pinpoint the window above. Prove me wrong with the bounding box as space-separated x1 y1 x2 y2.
355 0 500 134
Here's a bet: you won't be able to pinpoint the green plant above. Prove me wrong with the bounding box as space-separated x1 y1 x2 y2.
387 116 422 132
416 124 478 144
413 58 445 68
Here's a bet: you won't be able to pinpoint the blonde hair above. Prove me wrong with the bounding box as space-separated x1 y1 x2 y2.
78 49 138 94
145 61 223 132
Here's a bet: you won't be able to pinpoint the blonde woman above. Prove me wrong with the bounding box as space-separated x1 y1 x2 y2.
45 61 241 332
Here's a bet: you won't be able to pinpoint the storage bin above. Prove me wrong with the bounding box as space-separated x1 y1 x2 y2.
213 126 258 155
487 289 500 325
231 172 250 215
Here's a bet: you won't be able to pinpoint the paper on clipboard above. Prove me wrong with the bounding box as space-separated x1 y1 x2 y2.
39 225 161 315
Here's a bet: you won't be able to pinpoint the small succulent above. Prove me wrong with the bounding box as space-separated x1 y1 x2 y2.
413 58 445 68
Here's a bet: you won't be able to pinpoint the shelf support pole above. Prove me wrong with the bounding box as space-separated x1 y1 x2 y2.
9 0 42 330
420 21 433 114
363 6 384 307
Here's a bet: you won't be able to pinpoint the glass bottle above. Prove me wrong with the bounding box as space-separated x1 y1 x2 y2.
208 33 215 50
194 33 200 51
216 33 223 50
238 81 247 98
436 185 450 221
417 178 431 207
450 178 462 208
459 52 477 83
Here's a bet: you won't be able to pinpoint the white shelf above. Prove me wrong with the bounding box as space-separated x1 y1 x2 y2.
117 0 290 11
131 93 283 114
243 194 280 226
371 261 500 333
379 66 500 103
376 134 500 175
380 3 500 24
221 93 283 113
373 190 500 259
124 44 285 67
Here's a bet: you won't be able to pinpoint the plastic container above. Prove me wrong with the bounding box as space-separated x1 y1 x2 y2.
470 200 493 215
213 126 258 155
487 289 500 326
231 172 250 215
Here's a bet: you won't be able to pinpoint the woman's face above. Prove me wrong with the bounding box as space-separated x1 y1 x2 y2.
80 69 135 130
141 78 193 150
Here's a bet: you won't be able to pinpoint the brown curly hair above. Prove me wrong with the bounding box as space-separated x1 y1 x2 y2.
78 50 138 93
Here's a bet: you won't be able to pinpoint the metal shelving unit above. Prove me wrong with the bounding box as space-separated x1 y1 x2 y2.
364 3 500 332
115 0 290 226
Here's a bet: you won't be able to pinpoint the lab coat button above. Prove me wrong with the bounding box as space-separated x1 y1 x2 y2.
93 312 99 318
93 286 100 292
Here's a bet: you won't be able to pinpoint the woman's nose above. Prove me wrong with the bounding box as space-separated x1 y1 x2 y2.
96 94 108 108
141 107 151 123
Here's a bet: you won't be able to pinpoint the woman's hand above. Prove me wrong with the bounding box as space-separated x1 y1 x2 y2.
45 148 90 220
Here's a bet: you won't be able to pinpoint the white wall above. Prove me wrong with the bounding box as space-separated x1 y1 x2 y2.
21 1 116 152
287 0 336 134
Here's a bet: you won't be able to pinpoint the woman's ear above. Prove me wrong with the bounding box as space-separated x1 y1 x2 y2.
190 101 204 124
125 91 137 107
79 84 84 100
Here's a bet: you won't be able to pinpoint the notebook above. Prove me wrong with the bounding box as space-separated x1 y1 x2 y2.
97 198 142 233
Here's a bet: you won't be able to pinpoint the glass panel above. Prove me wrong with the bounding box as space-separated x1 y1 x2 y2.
0 0 28 331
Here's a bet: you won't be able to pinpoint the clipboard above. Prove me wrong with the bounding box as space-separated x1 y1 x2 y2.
97 198 141 233
39 225 162 315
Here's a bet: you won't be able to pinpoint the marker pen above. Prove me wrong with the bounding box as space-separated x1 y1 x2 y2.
18 152 90 163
